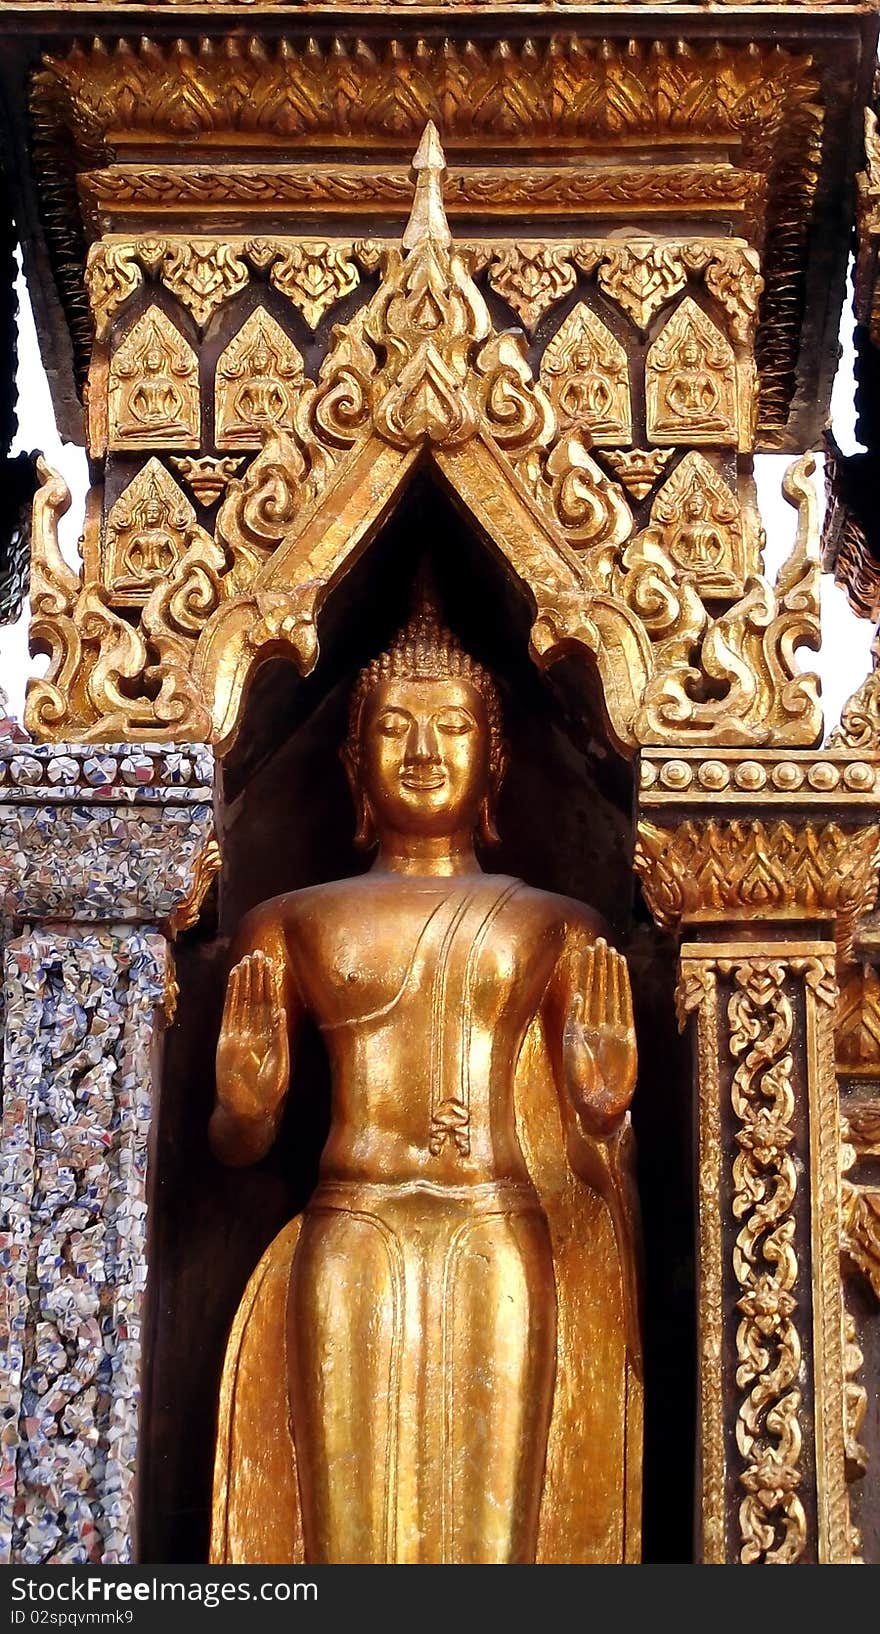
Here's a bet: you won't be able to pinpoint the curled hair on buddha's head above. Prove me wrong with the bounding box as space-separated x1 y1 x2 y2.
343 576 507 849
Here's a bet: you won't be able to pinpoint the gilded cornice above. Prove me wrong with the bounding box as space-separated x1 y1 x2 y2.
29 36 817 157
634 815 880 957
29 33 824 444
640 747 880 805
80 165 764 235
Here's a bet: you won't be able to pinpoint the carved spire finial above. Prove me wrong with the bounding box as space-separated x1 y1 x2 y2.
402 122 451 253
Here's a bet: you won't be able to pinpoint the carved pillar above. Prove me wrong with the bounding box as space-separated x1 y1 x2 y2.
0 744 216 1564
636 749 880 1564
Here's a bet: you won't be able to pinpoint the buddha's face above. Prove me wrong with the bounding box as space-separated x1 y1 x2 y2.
358 674 492 841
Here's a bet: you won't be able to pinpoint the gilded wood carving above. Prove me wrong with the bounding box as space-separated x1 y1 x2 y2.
215 309 304 450
25 131 823 754
643 454 749 596
646 300 739 448
31 34 823 445
108 307 200 452
103 460 203 607
539 305 631 447
677 943 856 1564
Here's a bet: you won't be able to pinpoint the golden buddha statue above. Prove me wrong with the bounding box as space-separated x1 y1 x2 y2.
209 594 642 1565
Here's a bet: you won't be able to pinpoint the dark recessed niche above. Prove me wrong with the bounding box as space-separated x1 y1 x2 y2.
138 473 693 1566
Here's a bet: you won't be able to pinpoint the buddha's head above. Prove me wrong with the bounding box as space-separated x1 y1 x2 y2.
344 593 507 851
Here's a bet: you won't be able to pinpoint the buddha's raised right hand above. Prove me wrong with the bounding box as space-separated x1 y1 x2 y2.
214 950 290 1137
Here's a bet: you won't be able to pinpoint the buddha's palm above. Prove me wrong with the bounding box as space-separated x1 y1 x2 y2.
216 950 290 1123
564 938 637 1124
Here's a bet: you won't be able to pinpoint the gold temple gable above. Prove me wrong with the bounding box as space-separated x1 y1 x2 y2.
26 128 824 755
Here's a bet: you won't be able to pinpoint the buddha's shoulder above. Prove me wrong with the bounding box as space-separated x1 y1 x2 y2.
236 874 607 940
238 876 371 927
506 881 608 941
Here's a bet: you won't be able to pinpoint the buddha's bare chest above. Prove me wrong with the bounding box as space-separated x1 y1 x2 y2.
286 883 555 1032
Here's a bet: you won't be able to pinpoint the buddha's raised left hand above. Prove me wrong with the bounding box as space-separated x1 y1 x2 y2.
563 938 637 1136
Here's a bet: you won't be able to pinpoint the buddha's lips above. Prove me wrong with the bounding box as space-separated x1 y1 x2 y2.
401 770 445 790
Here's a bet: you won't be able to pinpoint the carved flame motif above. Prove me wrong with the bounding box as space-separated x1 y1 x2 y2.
160 241 250 328
836 964 880 1077
363 128 501 450
109 307 200 451
540 304 631 446
486 246 577 332
646 299 738 447
634 819 880 963
594 241 688 331
85 241 143 340
215 309 305 449
104 460 196 606
262 240 361 330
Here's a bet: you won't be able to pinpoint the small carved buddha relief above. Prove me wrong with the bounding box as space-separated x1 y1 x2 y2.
648 451 745 595
104 459 195 605
108 307 200 451
215 308 305 449
646 298 738 447
540 303 632 445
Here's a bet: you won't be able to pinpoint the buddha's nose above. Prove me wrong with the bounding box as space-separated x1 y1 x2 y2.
407 717 439 762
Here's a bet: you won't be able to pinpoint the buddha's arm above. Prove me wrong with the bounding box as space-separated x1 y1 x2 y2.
543 924 644 1373
542 929 637 1141
209 910 302 1168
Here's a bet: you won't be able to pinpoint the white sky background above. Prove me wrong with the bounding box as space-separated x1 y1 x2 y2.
0 259 875 736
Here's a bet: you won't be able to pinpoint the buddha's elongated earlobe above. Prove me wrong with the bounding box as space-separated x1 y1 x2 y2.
353 791 378 851
477 796 501 847
341 739 378 850
477 747 508 847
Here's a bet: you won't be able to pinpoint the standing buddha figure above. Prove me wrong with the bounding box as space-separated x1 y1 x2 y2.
209 591 642 1565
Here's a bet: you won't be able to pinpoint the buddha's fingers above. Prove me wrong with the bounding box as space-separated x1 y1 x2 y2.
223 961 244 1032
621 955 635 1033
574 945 593 1031
253 955 280 1048
593 938 608 1030
612 949 626 1027
254 950 271 1014
605 946 617 1026
240 953 254 1014
266 958 284 1017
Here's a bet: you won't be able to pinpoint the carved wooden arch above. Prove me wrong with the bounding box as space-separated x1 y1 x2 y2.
186 126 649 755
192 426 654 755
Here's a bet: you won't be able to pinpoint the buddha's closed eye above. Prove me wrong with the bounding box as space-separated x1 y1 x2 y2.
434 710 475 735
